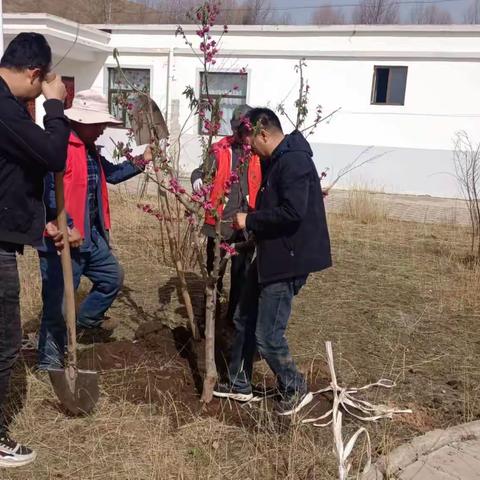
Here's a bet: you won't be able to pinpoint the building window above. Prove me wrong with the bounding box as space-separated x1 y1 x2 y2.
371 66 408 106
108 68 150 127
25 99 36 121
62 76 75 109
199 71 248 136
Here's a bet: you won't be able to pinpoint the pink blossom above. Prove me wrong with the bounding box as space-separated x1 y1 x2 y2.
169 178 186 195
200 184 214 196
186 213 198 226
140 203 153 214
202 200 213 211
240 116 253 133
220 242 238 256
229 170 239 184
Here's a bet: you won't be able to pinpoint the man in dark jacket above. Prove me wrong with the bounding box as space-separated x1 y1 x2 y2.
0 33 69 466
213 108 331 416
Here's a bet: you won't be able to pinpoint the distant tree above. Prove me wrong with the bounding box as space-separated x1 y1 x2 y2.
352 0 400 24
102 0 114 23
409 5 453 24
276 12 293 25
238 0 274 24
464 0 480 23
312 5 346 25
222 0 281 25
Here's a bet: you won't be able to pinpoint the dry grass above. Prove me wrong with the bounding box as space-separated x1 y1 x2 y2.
340 185 389 224
5 186 480 479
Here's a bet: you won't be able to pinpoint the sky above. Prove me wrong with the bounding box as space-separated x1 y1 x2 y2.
256 0 471 23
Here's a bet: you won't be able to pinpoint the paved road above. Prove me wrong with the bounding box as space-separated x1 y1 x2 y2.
366 421 480 479
118 178 472 226
324 190 470 226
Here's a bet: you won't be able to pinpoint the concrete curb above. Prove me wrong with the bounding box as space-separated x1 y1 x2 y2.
363 420 480 479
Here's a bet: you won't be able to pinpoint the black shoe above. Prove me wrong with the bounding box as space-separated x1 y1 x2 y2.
275 391 314 416
213 383 253 402
252 384 278 398
0 432 36 468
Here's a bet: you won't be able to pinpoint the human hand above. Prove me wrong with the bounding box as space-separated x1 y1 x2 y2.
68 227 83 249
45 221 64 251
233 212 247 230
41 73 67 101
143 145 153 164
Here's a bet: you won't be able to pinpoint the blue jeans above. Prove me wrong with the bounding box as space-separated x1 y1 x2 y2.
38 227 123 369
228 261 307 396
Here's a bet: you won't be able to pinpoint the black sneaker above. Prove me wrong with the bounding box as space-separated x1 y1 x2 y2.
250 384 278 402
213 383 253 402
0 432 36 468
275 391 314 416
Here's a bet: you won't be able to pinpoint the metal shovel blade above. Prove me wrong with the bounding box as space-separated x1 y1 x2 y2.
131 96 169 145
48 367 100 416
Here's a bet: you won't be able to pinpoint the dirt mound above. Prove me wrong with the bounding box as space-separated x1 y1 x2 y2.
76 324 333 430
78 340 151 371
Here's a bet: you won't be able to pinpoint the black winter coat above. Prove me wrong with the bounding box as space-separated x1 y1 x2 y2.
246 131 332 283
0 76 70 247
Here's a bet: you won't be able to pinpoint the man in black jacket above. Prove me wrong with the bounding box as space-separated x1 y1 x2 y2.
213 108 331 416
0 32 69 466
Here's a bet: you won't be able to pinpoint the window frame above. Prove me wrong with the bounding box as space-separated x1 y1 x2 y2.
198 71 248 136
107 67 151 128
370 65 408 106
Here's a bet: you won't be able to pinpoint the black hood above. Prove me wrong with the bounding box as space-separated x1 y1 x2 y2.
271 130 313 160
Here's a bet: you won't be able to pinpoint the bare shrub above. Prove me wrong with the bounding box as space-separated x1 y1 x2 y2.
341 185 389 224
453 131 480 258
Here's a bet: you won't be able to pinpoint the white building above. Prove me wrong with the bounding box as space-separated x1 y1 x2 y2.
4 13 480 198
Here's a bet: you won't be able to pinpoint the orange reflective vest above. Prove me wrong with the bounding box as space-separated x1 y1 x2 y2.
205 136 261 226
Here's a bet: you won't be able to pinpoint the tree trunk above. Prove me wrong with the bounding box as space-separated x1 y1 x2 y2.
155 172 199 340
201 219 221 403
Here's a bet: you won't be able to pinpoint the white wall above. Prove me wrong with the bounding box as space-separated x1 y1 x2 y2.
40 24 480 198
166 51 476 197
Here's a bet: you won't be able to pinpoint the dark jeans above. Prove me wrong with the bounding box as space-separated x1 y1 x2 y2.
0 245 21 432
206 236 254 323
228 261 307 396
38 227 123 369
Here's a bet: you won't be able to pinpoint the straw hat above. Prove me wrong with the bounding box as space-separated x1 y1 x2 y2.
64 89 122 125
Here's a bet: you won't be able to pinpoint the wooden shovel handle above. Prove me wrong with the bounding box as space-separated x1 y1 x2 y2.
54 172 77 368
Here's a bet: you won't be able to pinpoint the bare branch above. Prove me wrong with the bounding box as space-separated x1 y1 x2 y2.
352 0 400 24
409 5 453 24
324 147 391 192
312 5 346 25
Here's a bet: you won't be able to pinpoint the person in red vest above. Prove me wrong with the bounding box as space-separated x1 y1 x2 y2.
191 104 261 324
37 89 151 370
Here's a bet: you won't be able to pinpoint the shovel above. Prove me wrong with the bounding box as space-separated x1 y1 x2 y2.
130 96 169 145
48 172 100 416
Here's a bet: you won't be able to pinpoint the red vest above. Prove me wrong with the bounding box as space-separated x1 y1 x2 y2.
205 136 262 226
63 133 111 237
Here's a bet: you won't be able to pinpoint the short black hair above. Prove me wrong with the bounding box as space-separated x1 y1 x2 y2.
246 108 283 134
0 32 52 72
